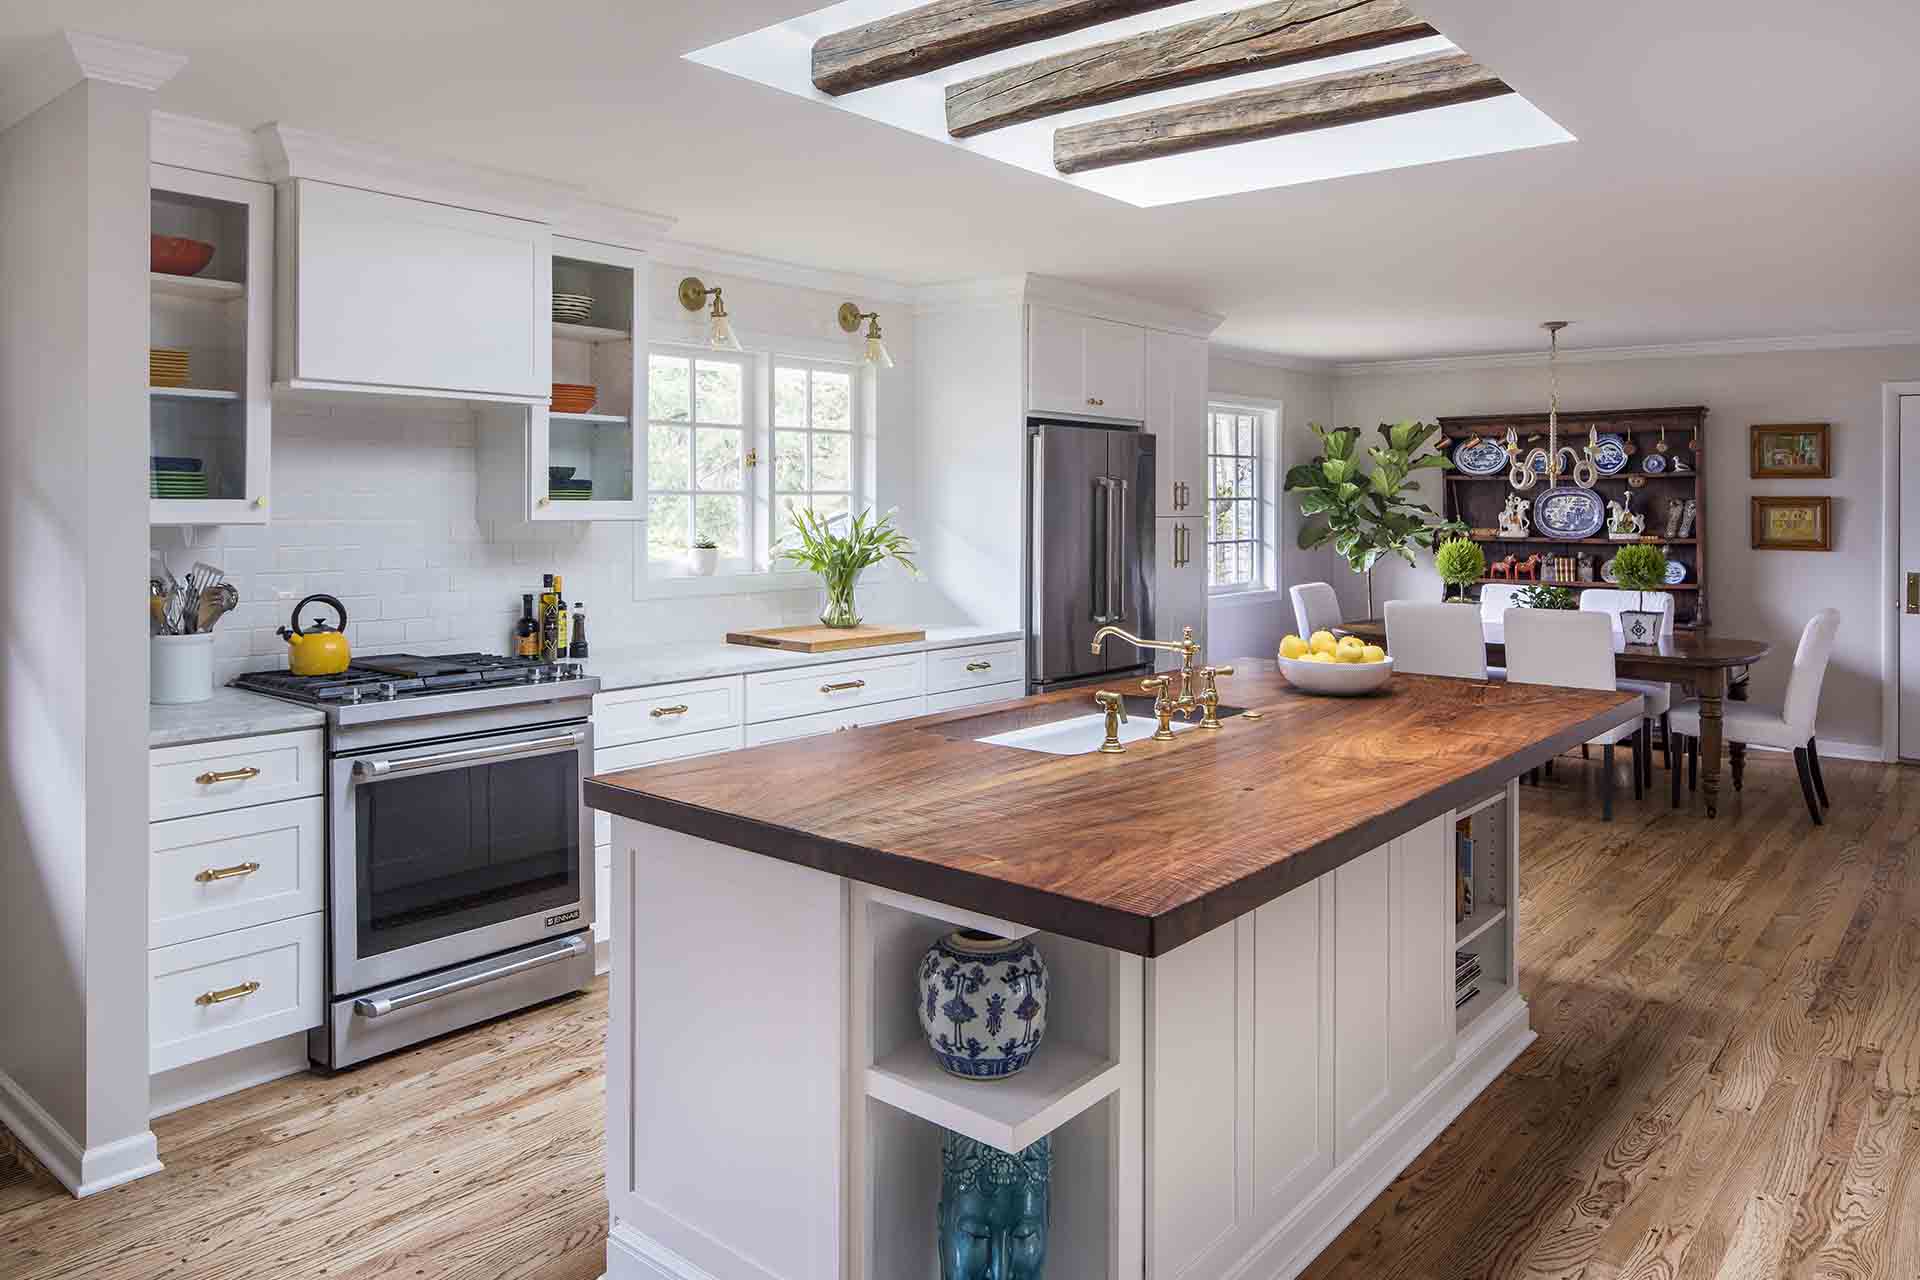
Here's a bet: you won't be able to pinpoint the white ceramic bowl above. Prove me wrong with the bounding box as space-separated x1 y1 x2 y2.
1276 653 1395 696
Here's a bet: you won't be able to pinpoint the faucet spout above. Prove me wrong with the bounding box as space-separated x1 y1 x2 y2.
1090 625 1186 658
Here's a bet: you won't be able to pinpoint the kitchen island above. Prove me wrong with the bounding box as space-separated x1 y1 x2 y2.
586 663 1638 1280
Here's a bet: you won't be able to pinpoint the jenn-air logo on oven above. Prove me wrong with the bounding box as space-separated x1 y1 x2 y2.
546 909 581 927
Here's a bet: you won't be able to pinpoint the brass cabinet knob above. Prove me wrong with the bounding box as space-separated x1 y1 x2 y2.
1086 397 1104 407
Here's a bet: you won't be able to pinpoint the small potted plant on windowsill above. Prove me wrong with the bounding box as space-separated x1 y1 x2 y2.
1609 543 1669 645
1434 537 1486 603
687 538 720 577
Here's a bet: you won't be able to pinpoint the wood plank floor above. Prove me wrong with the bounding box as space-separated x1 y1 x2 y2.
2 750 1914 1278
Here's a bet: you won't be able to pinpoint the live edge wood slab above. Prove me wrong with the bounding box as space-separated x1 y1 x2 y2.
585 663 1639 958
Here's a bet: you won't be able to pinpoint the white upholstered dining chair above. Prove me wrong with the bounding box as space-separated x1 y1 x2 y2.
1503 608 1646 821
1290 582 1342 638
1478 584 1525 624
1385 601 1489 680
1580 590 1677 789
1670 609 1840 824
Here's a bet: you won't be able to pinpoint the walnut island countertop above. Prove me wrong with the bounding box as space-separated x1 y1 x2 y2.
585 661 1640 957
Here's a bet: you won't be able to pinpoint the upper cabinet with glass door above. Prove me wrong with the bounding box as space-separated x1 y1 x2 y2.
149 164 274 526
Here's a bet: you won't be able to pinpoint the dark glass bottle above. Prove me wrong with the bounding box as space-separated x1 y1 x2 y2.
569 602 589 659
515 593 539 658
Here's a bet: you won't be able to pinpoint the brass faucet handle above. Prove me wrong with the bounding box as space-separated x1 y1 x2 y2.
1093 690 1127 753
1197 664 1236 729
1139 676 1179 741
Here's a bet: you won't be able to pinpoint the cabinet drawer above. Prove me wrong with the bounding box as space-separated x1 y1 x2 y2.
744 696 925 746
150 730 324 821
926 641 1023 694
594 677 743 749
926 682 1024 715
150 798 325 948
149 913 325 1073
592 725 743 845
745 653 925 724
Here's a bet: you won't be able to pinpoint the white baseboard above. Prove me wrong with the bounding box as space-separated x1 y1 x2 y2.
149 1032 311 1118
606 1221 723 1280
0 1068 163 1198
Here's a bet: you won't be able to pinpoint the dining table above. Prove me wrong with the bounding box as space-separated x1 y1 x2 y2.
1337 618 1772 818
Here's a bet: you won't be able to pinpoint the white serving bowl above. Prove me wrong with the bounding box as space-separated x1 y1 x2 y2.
1276 653 1395 696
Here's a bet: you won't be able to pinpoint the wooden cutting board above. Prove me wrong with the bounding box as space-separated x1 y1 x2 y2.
725 624 927 653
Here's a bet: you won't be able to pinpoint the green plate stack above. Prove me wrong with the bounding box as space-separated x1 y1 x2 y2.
152 456 209 500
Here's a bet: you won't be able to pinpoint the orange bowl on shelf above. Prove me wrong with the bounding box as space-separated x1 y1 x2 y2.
151 235 215 277
550 383 597 414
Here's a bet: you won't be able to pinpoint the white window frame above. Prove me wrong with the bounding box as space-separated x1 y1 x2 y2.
643 345 756 577
768 355 866 558
1205 397 1283 602
636 339 874 599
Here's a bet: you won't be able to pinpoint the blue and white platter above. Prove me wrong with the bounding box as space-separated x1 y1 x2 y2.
1664 560 1688 584
1533 486 1607 540
1591 433 1630 476
1451 436 1508 475
1640 452 1668 474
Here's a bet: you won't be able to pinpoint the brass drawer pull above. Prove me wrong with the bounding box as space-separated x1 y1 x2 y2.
648 704 690 718
820 679 867 694
195 861 261 883
196 766 261 785
195 981 260 1007
965 661 993 672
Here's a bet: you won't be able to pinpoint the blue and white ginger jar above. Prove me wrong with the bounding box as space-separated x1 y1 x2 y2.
918 930 1048 1080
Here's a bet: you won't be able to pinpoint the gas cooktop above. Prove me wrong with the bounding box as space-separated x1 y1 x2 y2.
232 653 592 708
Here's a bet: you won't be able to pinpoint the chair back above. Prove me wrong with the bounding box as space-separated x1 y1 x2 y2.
1580 588 1676 637
1781 608 1841 736
1478 584 1524 624
1502 608 1618 692
1290 582 1342 637
1384 602 1488 680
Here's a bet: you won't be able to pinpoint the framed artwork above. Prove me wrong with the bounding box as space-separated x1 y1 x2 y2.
1751 496 1832 550
1750 422 1830 478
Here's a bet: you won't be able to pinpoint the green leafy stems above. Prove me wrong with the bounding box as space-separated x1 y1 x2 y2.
1284 420 1466 615
781 505 919 628
1513 584 1578 610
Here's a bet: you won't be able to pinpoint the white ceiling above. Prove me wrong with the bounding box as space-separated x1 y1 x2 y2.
5 0 1918 362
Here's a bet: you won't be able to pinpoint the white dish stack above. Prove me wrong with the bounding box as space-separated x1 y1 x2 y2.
552 292 595 324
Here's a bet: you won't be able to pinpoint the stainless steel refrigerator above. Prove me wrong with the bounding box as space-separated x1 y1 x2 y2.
1027 420 1157 692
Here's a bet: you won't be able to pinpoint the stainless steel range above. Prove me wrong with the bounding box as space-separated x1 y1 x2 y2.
233 653 599 1070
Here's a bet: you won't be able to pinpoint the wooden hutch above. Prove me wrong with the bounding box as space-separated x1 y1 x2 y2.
1438 406 1710 629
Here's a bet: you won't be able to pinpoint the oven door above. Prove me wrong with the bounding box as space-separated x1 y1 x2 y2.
329 720 593 996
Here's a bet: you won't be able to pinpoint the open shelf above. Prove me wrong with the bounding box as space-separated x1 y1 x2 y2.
1447 471 1696 482
867 1040 1123 1154
150 272 244 302
1466 536 1697 546
150 386 240 401
1470 578 1697 591
549 411 628 424
1456 904 1507 949
552 320 631 344
1456 979 1510 1034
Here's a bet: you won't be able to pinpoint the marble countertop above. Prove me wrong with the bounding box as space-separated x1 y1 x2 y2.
150 626 1022 747
149 686 327 749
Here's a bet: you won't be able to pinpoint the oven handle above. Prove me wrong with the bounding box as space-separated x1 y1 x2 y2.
353 935 589 1019
350 729 586 782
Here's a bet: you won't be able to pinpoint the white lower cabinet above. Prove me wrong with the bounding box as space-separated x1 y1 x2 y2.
149 797 324 949
149 912 325 1073
743 696 925 746
745 652 925 723
925 681 1023 714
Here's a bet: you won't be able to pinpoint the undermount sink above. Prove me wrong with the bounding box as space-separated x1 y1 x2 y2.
966 695 1245 756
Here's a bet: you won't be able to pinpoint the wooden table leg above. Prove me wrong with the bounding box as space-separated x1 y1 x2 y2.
1698 668 1728 818
1727 669 1750 792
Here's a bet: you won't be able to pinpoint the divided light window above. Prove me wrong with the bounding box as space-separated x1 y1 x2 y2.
771 360 855 550
647 351 751 567
1207 406 1261 592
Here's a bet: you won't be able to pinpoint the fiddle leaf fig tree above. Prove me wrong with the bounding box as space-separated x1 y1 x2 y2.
1285 420 1466 616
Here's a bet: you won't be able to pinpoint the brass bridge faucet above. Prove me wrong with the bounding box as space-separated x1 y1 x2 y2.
1089 625 1233 739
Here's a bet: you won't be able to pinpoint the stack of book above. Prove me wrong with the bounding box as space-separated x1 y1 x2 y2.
1455 950 1482 1009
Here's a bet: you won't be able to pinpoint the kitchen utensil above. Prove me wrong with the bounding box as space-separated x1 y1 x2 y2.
150 235 215 277
196 582 238 634
277 593 351 675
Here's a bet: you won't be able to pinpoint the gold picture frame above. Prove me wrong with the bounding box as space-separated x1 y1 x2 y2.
1751 496 1831 551
1750 422 1830 478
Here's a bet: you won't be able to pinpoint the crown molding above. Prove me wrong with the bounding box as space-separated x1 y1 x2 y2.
653 240 915 305
1208 343 1330 374
911 274 1224 338
0 30 186 134
151 112 271 182
1329 329 1920 377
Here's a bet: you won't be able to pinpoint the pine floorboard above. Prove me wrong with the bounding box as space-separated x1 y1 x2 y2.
2 751 1916 1278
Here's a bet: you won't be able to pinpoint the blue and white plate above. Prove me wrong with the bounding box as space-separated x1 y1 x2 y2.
1641 452 1668 474
1600 556 1619 584
1664 560 1688 585
1534 486 1606 540
1591 433 1630 476
1451 436 1508 475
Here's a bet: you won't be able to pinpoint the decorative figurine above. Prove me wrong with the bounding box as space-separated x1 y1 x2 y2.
1664 498 1686 538
1489 555 1516 580
1607 494 1646 540
1515 554 1542 582
1576 552 1597 582
919 931 1048 1079
939 1130 1050 1280
1497 492 1533 538
1677 497 1698 538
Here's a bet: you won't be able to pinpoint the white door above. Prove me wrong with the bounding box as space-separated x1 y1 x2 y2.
1155 515 1207 669
1902 396 1920 759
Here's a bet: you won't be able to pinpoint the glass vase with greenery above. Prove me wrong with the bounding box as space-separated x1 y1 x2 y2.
781 505 918 628
1433 538 1487 602
1285 420 1466 616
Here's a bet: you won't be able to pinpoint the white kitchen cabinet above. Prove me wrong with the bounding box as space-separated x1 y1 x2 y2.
277 179 550 402
1154 515 1208 669
148 912 325 1073
1145 328 1209 518
743 697 926 746
1392 815 1457 1102
745 652 926 724
1027 304 1144 421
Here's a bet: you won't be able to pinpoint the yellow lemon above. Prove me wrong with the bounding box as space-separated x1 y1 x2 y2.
1311 651 1336 663
1337 648 1367 663
1279 634 1309 659
1361 644 1387 664
1337 635 1365 652
1309 630 1338 654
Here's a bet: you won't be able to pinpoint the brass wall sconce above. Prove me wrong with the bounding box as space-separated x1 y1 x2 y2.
679 276 743 352
837 301 894 368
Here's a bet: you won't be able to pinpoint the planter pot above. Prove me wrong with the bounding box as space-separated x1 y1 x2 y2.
1620 608 1664 645
687 547 719 577
939 1129 1051 1276
151 633 215 704
917 930 1047 1080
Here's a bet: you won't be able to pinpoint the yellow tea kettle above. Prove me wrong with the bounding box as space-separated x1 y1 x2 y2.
278 593 351 676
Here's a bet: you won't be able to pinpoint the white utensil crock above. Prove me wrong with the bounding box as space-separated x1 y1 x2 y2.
151 633 215 704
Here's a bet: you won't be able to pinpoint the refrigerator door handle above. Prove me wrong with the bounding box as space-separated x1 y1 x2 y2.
1091 476 1114 623
1110 477 1127 623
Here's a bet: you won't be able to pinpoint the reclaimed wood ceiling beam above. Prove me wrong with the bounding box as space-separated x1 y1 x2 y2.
946 0 1434 137
812 0 1189 96
1052 48 1510 173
